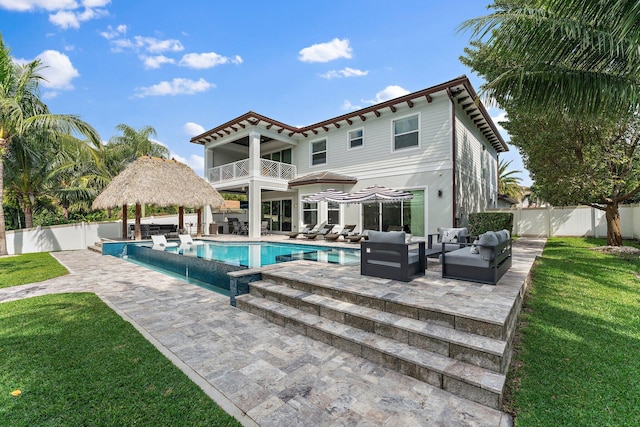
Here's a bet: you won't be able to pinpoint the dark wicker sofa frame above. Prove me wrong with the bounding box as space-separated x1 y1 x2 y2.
361 240 426 282
440 239 512 285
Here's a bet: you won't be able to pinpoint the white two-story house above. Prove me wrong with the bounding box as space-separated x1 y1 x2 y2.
191 75 507 239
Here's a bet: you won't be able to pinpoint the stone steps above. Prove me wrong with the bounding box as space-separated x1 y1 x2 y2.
247 280 508 373
88 240 103 254
236 292 505 409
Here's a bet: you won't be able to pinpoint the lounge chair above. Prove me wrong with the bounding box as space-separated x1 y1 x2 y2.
286 223 316 239
261 221 269 235
324 225 357 242
151 235 178 248
179 234 205 246
345 229 370 243
305 224 335 239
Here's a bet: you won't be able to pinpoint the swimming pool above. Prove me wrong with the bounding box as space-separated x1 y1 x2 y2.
102 241 360 298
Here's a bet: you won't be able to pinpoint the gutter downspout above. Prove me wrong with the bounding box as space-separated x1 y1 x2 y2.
446 88 457 226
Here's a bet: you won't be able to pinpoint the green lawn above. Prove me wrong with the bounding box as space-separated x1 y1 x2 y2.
0 293 240 426
0 252 68 288
506 238 640 426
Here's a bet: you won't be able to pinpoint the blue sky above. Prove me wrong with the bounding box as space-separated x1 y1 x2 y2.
0 0 531 186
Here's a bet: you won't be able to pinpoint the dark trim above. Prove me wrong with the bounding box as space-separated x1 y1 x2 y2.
447 88 457 226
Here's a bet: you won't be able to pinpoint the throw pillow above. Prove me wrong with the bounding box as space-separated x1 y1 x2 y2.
470 239 480 254
478 231 499 261
442 230 457 244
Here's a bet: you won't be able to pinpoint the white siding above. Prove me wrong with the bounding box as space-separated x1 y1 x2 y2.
454 103 500 223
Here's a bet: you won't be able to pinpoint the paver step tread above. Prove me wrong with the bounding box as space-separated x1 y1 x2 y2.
237 293 505 397
250 280 506 357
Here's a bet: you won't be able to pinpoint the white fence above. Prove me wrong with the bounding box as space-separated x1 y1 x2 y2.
488 205 640 239
6 213 200 255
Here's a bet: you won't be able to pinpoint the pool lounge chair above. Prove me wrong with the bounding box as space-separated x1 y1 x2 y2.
286 223 316 239
345 229 370 243
324 225 357 242
151 235 178 249
179 234 204 246
305 224 335 240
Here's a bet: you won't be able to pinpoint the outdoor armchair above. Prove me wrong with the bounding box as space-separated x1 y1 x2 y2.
361 230 426 282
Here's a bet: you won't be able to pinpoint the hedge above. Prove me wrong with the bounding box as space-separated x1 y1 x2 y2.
468 212 514 236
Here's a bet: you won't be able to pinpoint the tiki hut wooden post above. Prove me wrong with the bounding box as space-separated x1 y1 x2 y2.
196 208 202 237
135 203 142 240
178 206 184 232
93 156 225 240
121 204 128 239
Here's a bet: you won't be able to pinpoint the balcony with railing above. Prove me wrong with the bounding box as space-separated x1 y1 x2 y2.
207 158 297 184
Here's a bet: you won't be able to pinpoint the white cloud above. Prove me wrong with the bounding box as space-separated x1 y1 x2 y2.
363 85 410 104
100 24 126 39
0 0 77 12
82 0 110 7
134 78 214 98
46 3 109 29
15 50 80 90
490 110 509 136
183 122 205 136
42 90 58 100
103 31 183 54
321 67 368 79
140 55 175 69
178 52 242 69
299 38 352 63
170 153 205 174
341 100 361 111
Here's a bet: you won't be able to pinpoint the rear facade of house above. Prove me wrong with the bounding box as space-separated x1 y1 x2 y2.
191 75 507 238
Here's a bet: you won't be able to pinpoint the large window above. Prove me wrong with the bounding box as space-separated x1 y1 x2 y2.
361 190 425 236
348 129 363 149
311 139 327 166
327 201 340 225
303 201 318 226
393 114 419 150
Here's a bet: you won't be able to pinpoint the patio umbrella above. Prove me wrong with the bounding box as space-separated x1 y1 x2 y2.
92 156 225 240
337 185 414 204
336 185 414 232
301 188 350 203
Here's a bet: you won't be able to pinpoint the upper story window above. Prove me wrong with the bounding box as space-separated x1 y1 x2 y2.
349 128 364 149
311 139 327 166
393 114 419 150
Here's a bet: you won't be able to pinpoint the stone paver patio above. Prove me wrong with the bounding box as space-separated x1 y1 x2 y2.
0 236 545 426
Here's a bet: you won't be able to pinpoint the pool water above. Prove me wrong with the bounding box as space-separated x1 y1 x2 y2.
102 240 359 297
162 241 360 268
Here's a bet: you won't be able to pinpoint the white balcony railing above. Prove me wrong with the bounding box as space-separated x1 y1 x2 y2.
208 158 297 184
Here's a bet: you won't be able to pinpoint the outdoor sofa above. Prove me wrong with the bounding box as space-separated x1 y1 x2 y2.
439 230 512 285
425 227 471 257
361 230 426 282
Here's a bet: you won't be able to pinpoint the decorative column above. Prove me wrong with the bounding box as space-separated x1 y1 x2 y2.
248 131 261 238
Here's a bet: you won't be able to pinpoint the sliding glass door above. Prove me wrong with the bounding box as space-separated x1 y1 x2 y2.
262 199 292 232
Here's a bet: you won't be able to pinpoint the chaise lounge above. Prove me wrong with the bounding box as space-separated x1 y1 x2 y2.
440 229 512 285
304 223 335 240
361 230 426 282
324 225 357 242
286 224 316 239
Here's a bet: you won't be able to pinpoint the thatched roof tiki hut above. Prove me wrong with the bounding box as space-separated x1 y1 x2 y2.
93 156 225 240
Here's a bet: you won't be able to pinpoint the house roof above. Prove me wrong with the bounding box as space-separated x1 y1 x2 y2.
288 171 358 187
190 75 508 153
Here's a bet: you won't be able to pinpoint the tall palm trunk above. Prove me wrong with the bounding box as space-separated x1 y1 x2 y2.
0 145 6 256
605 202 622 246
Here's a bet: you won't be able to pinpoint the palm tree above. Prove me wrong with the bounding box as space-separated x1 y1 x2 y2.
0 35 99 254
460 0 640 117
107 123 169 168
498 159 524 201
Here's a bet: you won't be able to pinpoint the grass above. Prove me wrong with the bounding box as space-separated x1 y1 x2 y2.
0 253 69 289
0 292 240 426
505 238 640 426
